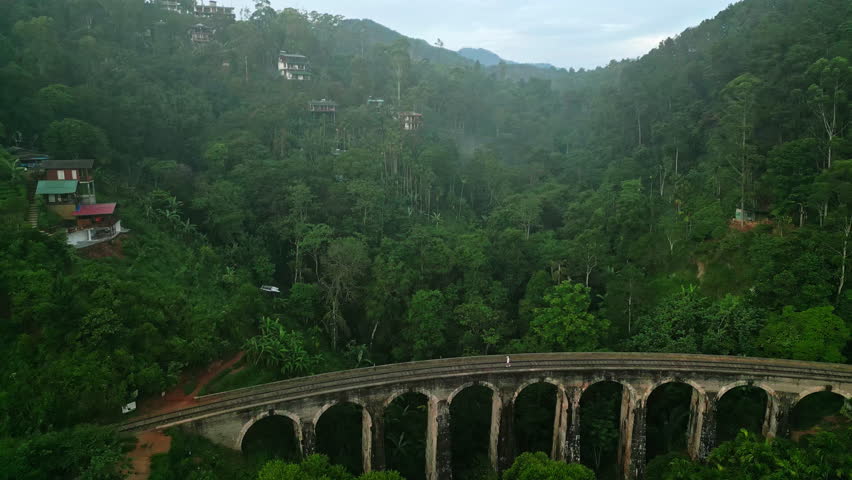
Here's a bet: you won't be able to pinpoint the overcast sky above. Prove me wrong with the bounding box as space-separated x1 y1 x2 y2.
222 0 737 69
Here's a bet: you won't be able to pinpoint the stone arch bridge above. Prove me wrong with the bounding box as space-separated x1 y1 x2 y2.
119 353 852 480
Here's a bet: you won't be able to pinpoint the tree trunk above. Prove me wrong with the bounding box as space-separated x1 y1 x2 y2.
293 241 302 283
674 147 679 176
740 109 747 226
836 217 851 305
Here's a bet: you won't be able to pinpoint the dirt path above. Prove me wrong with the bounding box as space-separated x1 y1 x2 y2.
124 352 244 479
125 430 172 480
136 351 245 417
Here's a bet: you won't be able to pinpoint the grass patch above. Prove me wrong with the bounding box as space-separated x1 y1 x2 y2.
182 376 199 396
150 429 262 480
199 364 281 396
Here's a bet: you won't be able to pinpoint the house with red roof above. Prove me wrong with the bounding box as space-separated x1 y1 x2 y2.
67 202 126 248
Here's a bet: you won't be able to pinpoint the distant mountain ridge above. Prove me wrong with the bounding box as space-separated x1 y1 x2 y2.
457 47 557 70
333 19 560 73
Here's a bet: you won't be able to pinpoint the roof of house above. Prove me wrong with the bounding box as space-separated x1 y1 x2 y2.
41 159 94 169
36 180 79 195
310 99 337 106
73 203 117 216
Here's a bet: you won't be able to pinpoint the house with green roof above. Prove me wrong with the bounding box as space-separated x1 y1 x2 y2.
36 180 79 219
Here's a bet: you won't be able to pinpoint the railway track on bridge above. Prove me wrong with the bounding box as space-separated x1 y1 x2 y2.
119 353 852 433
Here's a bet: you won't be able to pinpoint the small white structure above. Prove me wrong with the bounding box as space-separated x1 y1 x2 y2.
260 285 281 293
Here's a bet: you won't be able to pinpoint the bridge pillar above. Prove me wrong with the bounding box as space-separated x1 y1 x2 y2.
301 420 316 457
564 386 582 464
763 392 797 439
619 383 647 480
362 404 381 473
550 385 569 461
495 388 516 471
489 389 502 471
426 396 452 480
687 390 716 460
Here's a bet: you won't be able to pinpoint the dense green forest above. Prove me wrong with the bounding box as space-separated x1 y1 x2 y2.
0 0 851 478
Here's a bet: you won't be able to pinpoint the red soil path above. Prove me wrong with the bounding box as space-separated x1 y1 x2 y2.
125 430 172 480
124 351 244 479
137 351 245 416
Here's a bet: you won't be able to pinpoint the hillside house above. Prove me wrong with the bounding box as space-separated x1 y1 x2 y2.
400 111 423 131
41 160 96 204
278 52 312 80
309 99 337 114
190 23 214 43
150 0 234 19
36 180 79 219
150 0 182 13
193 0 235 19
8 148 49 170
367 97 385 107
734 208 771 223
67 203 125 248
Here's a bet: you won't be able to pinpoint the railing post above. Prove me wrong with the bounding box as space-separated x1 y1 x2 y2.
426 396 452 480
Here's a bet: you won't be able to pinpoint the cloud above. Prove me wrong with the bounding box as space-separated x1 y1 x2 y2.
226 0 735 68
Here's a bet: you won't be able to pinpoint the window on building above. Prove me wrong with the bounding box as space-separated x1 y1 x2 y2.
71 170 78 180
48 194 55 203
57 170 65 180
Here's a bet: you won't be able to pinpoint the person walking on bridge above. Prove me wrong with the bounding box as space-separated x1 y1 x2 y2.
506 355 511 367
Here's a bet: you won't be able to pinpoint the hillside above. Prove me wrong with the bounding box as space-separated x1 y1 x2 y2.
335 18 473 66
0 0 850 478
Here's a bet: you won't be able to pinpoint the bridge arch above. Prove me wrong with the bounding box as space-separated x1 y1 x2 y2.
717 380 776 401
383 388 439 409
315 400 370 474
448 380 498 404
512 377 562 403
715 381 772 443
578 380 627 475
583 378 637 401
236 409 302 451
643 378 707 404
313 398 369 425
795 385 852 404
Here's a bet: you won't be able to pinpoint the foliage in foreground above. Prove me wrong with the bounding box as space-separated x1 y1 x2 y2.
647 428 852 480
0 425 128 480
502 452 596 480
149 429 259 480
257 455 405 480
